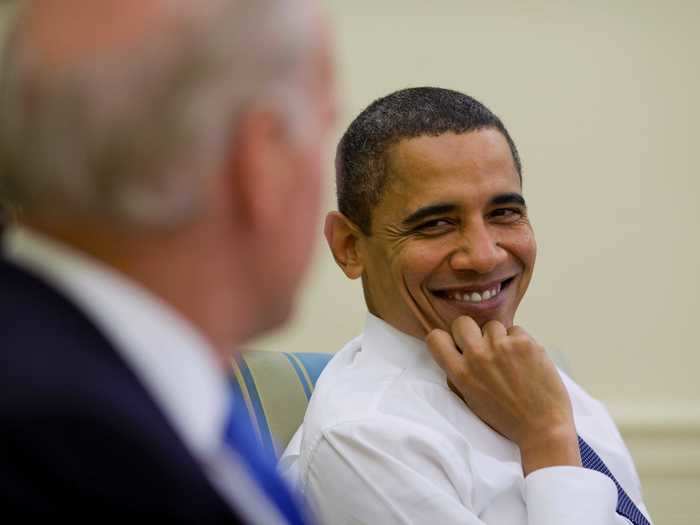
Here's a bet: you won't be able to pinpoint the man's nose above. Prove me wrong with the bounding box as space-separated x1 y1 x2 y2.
448 223 505 274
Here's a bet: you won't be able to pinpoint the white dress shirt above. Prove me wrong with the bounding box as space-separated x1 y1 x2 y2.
4 225 288 525
282 313 652 525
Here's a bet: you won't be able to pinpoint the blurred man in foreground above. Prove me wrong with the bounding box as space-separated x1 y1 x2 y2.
0 0 336 521
283 87 652 524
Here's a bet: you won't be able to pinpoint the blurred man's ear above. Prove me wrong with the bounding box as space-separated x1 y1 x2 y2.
227 109 291 234
324 211 364 279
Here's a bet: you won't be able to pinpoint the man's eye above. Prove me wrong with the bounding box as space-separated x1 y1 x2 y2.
490 208 522 222
416 219 453 232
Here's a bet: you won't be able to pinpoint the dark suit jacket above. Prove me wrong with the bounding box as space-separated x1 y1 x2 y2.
0 256 244 522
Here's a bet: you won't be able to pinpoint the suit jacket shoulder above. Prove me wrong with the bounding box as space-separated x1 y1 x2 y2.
0 257 241 521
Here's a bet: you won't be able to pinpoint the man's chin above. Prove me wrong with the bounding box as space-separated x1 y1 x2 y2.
251 299 296 340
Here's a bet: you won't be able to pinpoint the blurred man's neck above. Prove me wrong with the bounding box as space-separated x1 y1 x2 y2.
19 216 260 368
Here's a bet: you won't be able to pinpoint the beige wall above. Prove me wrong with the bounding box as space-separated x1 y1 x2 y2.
2 1 698 522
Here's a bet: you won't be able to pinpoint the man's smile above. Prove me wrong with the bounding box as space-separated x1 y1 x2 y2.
427 275 518 318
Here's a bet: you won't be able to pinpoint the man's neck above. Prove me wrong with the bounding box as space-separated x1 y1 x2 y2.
17 217 260 368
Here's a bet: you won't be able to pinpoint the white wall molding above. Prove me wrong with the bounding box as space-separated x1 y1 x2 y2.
606 400 700 477
607 400 700 434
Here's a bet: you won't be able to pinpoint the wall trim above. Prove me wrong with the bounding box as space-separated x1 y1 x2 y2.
606 400 700 435
605 400 700 477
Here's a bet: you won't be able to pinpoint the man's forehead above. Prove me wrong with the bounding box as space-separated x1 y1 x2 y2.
387 130 515 175
381 130 520 202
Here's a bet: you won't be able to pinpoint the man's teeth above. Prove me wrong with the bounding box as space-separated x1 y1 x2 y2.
446 284 502 303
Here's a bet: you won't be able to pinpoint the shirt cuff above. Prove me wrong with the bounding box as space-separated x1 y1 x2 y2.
524 466 620 525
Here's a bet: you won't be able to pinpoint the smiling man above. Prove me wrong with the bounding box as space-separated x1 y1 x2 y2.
338 126 533 336
283 87 652 524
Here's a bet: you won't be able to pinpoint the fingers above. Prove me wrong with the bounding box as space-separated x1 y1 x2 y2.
506 325 539 353
482 319 507 343
450 316 482 353
425 328 464 376
507 325 527 337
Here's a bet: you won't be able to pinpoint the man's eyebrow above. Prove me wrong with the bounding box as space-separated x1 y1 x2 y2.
401 203 458 227
490 193 526 207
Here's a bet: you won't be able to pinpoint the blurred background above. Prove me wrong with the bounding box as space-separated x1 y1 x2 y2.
2 1 698 523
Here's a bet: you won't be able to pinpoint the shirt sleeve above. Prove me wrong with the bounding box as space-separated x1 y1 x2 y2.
300 419 635 525
525 466 631 525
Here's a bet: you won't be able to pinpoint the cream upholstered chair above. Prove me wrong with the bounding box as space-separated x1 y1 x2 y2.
230 352 333 459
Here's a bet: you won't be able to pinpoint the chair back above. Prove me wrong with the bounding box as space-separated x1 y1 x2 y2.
230 351 333 458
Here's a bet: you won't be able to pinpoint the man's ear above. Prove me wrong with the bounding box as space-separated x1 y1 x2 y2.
324 211 364 280
227 109 289 232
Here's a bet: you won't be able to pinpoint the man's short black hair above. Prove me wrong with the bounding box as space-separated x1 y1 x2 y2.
335 87 522 234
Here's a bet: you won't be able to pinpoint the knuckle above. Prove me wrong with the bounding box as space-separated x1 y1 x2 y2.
469 345 493 363
512 334 531 347
455 367 470 383
425 329 445 347
495 337 513 353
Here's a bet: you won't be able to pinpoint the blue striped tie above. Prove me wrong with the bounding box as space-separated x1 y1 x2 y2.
578 436 650 525
224 386 310 525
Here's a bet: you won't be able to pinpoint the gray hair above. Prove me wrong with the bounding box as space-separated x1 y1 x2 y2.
0 0 317 227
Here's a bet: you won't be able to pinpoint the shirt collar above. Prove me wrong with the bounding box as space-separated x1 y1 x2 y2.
362 312 447 384
3 225 230 461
